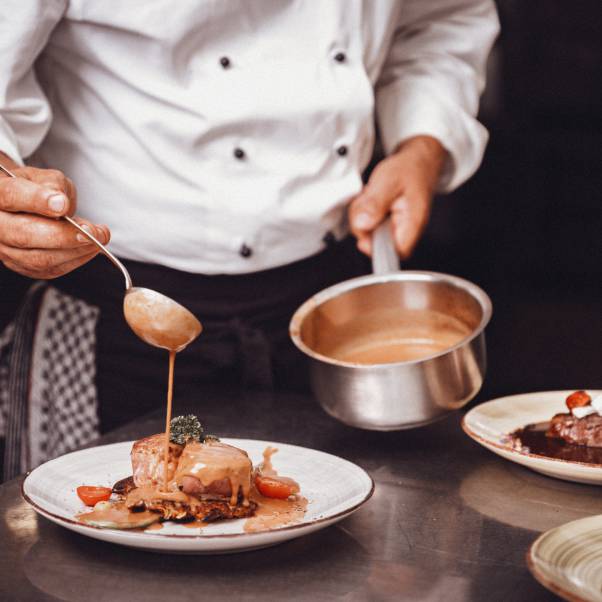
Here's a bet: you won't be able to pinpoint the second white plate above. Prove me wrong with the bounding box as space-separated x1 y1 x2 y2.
22 438 374 554
462 390 602 485
528 514 602 602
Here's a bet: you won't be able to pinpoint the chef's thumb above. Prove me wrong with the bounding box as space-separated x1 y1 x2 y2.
348 173 399 237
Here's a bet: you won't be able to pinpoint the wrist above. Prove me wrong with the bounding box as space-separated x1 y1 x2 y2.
396 135 446 163
394 135 447 191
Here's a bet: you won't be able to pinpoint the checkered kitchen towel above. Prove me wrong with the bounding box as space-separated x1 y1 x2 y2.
0 284 100 481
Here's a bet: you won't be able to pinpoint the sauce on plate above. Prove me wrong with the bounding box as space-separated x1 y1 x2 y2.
511 422 602 465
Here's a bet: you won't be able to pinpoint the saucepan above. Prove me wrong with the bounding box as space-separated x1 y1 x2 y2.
289 221 492 430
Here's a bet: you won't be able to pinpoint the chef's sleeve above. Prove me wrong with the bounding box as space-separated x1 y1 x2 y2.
0 0 65 165
375 0 500 192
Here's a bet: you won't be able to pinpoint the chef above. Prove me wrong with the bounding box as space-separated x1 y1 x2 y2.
0 1 498 462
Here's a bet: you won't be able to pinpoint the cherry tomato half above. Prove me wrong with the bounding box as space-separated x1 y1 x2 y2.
566 390 591 410
255 473 300 499
76 485 112 506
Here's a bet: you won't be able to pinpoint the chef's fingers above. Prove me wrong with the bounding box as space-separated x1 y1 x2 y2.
0 167 76 217
0 242 101 280
18 166 78 216
0 212 109 250
348 158 404 246
1 248 100 280
389 192 432 260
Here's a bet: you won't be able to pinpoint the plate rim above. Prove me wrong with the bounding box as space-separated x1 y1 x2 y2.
525 515 602 602
21 438 375 541
461 390 602 471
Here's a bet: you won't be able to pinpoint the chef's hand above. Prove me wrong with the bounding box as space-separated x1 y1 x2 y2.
0 154 110 279
349 135 447 258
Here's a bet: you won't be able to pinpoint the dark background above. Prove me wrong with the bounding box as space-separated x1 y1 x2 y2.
1 0 601 402
406 0 602 400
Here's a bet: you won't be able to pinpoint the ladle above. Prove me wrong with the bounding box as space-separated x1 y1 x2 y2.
0 163 202 352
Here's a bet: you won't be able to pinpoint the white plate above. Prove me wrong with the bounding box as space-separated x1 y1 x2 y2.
528 514 602 602
462 390 602 485
22 438 374 554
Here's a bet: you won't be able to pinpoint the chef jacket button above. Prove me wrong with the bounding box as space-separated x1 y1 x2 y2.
233 147 245 160
322 231 336 247
219 56 231 69
334 52 346 63
239 243 252 258
336 145 348 157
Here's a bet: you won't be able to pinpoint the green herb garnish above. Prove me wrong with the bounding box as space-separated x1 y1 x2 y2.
169 415 220 445
169 414 203 445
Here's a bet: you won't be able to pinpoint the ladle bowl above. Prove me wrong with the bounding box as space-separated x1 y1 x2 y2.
123 287 202 351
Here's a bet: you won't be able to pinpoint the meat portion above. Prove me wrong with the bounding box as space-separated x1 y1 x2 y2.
180 475 233 498
131 434 183 488
174 440 252 506
127 435 257 523
547 412 602 448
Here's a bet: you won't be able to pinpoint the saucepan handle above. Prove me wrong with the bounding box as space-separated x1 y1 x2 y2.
372 218 400 275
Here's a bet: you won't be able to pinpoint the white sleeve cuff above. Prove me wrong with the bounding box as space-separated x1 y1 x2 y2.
0 118 25 166
376 79 489 192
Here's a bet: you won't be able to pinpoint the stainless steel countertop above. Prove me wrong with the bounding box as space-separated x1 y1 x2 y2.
2 385 601 601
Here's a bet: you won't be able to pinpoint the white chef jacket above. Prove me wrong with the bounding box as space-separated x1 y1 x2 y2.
0 0 498 274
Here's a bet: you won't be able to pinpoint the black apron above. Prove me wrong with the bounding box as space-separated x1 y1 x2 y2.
55 237 370 432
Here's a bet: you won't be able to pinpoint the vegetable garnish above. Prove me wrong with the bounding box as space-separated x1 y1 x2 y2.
77 486 112 506
255 473 300 500
169 415 220 445
169 415 203 445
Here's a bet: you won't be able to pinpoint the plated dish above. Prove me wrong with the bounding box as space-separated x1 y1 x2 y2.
528 514 602 602
22 435 374 554
74 416 306 532
462 390 602 485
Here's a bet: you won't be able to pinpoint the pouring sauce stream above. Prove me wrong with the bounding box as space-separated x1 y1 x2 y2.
163 350 176 491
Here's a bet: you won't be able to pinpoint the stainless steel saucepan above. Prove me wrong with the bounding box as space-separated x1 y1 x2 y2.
289 222 492 430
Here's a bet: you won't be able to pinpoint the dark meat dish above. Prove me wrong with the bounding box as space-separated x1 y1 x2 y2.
547 413 602 448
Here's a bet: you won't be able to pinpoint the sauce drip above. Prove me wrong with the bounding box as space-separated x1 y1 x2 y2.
261 446 279 476
511 422 602 464
244 446 306 532
126 485 191 507
77 502 160 529
244 489 307 533
125 485 210 515
174 441 252 506
162 350 176 491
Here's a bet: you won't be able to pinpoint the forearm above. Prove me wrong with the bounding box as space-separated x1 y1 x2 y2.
376 0 499 191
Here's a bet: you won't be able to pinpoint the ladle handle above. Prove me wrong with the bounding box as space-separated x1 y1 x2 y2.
372 218 401 275
63 215 133 290
0 161 132 290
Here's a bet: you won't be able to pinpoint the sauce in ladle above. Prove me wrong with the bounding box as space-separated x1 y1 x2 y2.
123 287 202 352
